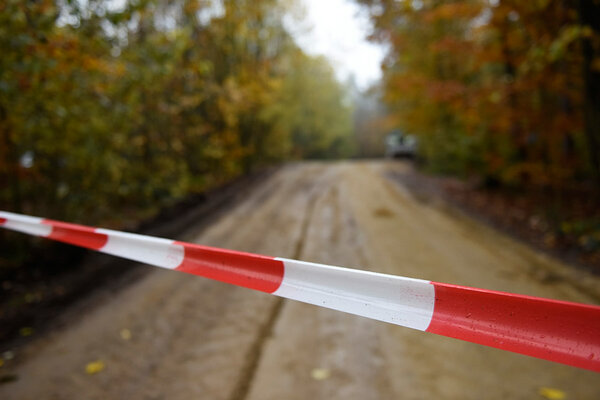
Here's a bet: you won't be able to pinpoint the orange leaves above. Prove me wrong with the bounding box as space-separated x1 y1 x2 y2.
422 2 483 23
426 80 466 103
429 36 473 56
361 0 593 185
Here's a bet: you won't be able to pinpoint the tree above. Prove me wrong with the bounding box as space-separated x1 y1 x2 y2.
0 0 355 227
356 0 598 188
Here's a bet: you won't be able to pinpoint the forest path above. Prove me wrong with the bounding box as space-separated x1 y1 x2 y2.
1 161 599 400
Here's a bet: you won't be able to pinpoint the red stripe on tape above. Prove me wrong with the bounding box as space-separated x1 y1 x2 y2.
426 282 600 371
174 242 284 293
0 217 6 225
43 220 108 250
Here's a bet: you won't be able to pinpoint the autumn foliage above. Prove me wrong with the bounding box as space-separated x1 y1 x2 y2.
357 0 600 189
0 0 354 225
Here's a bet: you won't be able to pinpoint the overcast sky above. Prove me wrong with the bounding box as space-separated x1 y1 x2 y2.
288 0 386 89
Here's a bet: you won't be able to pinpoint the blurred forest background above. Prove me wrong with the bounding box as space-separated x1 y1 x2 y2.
1 0 600 274
1 0 355 227
356 0 600 260
358 0 600 187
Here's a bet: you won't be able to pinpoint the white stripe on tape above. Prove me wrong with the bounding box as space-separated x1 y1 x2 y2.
96 229 184 269
2 211 599 372
0 211 51 237
274 258 435 330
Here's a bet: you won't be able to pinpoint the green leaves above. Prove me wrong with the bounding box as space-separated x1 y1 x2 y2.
0 0 354 229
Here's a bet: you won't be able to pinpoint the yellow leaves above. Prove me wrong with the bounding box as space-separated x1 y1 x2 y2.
178 94 203 109
0 0 359 247
310 368 330 381
120 329 132 341
81 55 110 74
373 207 395 219
489 91 502 104
183 1 202 15
85 360 105 375
83 329 135 376
425 80 466 103
538 387 566 400
423 3 483 22
373 0 594 184
548 25 588 63
112 60 127 78
591 57 600 72
19 327 33 337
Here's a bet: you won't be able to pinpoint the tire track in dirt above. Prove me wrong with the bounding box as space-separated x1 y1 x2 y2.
245 163 391 400
228 183 321 400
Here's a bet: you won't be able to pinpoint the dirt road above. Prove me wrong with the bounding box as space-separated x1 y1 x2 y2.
1 161 599 399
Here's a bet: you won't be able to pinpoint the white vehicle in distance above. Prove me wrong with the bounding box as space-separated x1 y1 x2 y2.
385 130 417 158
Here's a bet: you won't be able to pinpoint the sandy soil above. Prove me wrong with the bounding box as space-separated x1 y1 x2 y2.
1 161 599 400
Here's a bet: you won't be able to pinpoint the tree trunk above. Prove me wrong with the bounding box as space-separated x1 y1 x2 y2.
0 104 22 213
578 0 600 186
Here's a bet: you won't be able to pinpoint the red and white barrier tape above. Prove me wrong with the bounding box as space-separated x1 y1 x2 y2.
1 210 599 372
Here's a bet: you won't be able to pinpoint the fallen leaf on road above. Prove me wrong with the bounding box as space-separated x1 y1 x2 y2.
311 368 330 381
373 207 395 218
120 328 132 340
19 327 33 337
538 387 566 400
85 360 105 375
